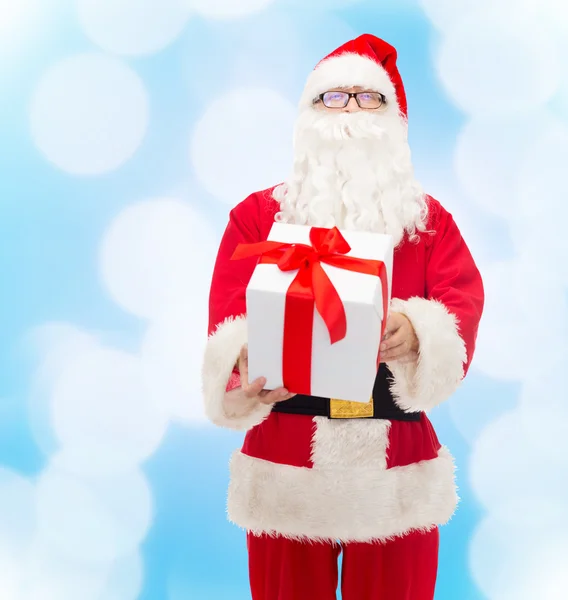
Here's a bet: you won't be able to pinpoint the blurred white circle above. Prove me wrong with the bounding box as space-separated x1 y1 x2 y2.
518 366 568 458
180 9 357 107
444 203 496 268
0 0 32 40
554 74 568 121
419 0 475 31
184 0 275 19
215 10 303 99
510 217 568 289
49 446 148 480
22 541 141 600
26 323 100 456
190 87 295 205
50 344 169 469
100 198 218 320
447 377 515 445
412 172 500 267
23 538 111 600
0 469 36 556
528 0 568 38
470 515 568 600
0 547 24 599
419 0 534 31
141 304 209 423
472 259 567 381
77 0 191 56
454 112 558 218
0 0 49 58
470 516 528 600
35 460 152 563
510 124 568 285
101 552 144 600
518 125 568 219
469 410 568 525
280 0 364 8
26 322 99 363
30 53 149 175
436 14 559 118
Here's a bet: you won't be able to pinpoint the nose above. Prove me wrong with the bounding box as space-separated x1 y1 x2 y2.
342 96 360 113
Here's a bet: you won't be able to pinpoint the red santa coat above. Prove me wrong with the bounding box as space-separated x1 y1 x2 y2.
202 187 484 543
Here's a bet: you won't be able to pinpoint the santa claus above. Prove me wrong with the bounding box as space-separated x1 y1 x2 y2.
202 34 484 600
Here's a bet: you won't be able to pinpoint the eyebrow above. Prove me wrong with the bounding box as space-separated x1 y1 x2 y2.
329 86 375 93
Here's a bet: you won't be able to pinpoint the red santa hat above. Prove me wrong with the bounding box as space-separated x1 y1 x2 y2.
299 34 408 119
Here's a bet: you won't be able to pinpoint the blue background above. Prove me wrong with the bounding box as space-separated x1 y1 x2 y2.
1 0 567 598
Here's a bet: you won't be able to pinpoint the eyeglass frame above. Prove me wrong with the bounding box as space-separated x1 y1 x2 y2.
314 90 388 110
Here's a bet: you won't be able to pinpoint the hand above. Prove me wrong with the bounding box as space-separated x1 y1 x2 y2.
380 312 419 364
237 345 296 406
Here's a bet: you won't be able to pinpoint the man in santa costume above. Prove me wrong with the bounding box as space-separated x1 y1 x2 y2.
202 34 484 600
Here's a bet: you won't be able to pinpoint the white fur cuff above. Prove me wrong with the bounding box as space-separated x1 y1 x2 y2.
202 316 272 431
388 297 467 412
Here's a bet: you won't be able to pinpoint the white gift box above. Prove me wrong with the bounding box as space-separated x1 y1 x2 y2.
246 223 393 403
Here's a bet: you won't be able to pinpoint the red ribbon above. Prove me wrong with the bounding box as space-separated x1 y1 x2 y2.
232 227 388 395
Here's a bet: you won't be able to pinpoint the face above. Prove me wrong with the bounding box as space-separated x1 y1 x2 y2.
314 86 387 113
275 82 426 244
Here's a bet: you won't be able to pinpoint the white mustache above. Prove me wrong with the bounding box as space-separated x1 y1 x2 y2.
295 110 392 144
313 113 387 141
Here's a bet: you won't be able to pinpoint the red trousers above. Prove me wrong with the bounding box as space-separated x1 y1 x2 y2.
248 528 439 600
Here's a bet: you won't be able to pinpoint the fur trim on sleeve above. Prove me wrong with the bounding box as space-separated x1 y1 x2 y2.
388 298 467 412
202 316 272 430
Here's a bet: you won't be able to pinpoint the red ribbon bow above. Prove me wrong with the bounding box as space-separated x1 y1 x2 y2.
232 227 388 395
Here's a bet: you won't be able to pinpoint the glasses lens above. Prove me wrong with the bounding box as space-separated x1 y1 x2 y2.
322 91 348 108
357 92 384 109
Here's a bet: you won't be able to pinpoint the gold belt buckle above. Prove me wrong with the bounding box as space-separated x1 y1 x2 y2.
329 396 374 419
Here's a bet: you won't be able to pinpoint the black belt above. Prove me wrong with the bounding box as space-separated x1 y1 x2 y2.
272 364 422 421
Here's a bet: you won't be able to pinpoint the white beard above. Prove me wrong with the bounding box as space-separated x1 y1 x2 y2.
274 108 428 246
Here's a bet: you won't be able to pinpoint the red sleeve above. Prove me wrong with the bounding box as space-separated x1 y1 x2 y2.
389 200 484 412
207 194 262 335
201 193 275 429
425 205 485 374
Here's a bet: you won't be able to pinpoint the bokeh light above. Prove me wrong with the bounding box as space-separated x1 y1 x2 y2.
471 260 567 380
99 198 217 319
436 14 559 118
50 345 169 468
29 53 149 175
140 307 209 424
183 0 276 19
35 459 153 563
190 87 295 205
77 0 191 57
2 0 568 598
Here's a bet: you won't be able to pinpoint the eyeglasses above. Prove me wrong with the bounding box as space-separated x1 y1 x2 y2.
316 91 387 110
